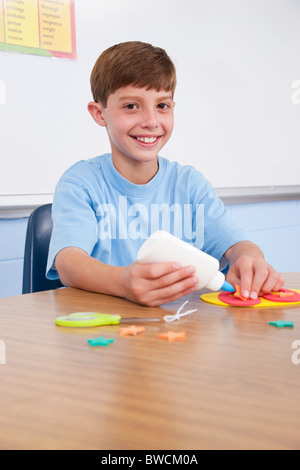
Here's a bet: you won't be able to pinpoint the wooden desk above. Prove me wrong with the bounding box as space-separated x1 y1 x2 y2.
0 273 300 450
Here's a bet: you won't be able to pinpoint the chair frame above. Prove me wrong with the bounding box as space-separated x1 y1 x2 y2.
22 203 63 294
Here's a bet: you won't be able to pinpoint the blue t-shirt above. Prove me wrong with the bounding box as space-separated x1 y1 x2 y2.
46 154 246 280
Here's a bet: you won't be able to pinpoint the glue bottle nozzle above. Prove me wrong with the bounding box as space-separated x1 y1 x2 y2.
221 280 235 292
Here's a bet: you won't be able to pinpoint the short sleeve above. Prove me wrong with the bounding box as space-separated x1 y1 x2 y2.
46 179 98 280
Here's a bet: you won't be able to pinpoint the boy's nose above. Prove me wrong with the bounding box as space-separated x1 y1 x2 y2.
140 109 159 128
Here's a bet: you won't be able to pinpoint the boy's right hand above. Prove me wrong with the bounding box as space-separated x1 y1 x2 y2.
120 261 199 307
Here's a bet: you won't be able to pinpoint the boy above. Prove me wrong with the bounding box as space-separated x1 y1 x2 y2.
46 41 284 307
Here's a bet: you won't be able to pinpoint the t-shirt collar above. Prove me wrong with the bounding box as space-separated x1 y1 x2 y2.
102 153 166 197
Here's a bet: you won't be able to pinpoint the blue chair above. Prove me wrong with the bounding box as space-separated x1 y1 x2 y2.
22 204 63 294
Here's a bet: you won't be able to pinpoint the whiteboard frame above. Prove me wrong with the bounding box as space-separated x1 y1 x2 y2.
1 186 299 219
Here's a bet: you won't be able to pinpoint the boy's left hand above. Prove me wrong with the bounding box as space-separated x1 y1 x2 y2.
225 241 285 300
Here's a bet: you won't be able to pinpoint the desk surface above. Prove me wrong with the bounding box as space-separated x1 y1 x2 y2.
0 273 300 450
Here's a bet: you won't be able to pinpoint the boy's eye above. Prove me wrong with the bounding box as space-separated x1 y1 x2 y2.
124 104 138 110
157 103 170 110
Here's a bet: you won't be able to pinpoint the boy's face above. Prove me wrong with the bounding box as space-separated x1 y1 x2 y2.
89 85 175 169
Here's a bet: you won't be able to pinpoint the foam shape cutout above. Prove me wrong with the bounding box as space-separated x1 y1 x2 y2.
219 291 261 307
119 325 145 336
87 337 115 347
263 289 300 303
158 331 186 341
233 284 248 301
269 320 294 328
201 289 300 308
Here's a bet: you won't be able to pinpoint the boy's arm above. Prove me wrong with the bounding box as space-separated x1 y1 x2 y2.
55 247 199 307
224 241 285 299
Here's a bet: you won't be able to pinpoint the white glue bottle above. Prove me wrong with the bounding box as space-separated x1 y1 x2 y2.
137 230 235 292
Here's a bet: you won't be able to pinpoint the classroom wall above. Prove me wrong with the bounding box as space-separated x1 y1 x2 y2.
1 0 300 199
0 217 28 298
0 199 299 299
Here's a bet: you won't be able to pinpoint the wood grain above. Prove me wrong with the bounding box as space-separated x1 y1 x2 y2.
0 273 299 449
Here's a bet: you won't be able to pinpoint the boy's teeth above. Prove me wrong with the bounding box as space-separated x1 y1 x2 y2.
136 136 157 143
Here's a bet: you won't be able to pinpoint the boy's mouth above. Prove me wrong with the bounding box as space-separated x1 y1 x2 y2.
130 135 161 145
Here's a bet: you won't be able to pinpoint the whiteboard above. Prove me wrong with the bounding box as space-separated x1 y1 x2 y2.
0 0 300 202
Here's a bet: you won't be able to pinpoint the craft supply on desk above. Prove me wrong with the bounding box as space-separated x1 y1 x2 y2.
263 289 300 303
55 312 160 328
201 289 300 308
87 337 115 347
119 325 145 336
218 290 261 306
163 300 198 322
137 230 235 293
233 284 248 301
158 331 186 342
269 320 294 329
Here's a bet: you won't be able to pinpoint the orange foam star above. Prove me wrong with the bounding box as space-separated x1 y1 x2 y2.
233 284 248 301
119 325 145 337
158 331 186 342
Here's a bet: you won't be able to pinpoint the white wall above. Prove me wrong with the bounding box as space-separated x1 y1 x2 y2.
0 0 300 202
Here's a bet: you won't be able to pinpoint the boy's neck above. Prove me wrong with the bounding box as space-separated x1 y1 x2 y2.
111 154 159 185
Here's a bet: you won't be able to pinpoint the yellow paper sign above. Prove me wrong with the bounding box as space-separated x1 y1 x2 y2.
39 0 72 53
0 0 76 58
5 0 40 48
0 0 5 44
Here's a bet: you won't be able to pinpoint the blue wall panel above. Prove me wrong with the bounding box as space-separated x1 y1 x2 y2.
0 218 28 260
0 259 24 298
0 218 28 298
226 200 300 272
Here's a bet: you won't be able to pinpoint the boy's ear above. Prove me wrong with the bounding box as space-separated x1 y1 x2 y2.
87 101 107 127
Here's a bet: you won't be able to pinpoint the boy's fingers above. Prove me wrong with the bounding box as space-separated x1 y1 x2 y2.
154 271 198 296
226 258 285 300
259 273 285 295
140 262 198 288
273 275 286 292
133 262 199 306
153 265 197 289
237 267 253 299
226 267 252 298
137 274 198 307
143 268 199 305
138 261 182 279
248 268 269 299
224 269 238 286
237 258 272 299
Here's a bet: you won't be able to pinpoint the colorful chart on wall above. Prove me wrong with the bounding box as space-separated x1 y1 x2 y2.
201 289 300 308
0 0 76 59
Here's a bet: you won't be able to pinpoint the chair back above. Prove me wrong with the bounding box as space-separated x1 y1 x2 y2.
22 203 63 294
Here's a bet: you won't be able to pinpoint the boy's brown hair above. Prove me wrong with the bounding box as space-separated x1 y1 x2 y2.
90 41 177 107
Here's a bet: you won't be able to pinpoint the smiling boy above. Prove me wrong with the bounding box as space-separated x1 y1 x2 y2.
46 41 284 306
88 86 174 184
